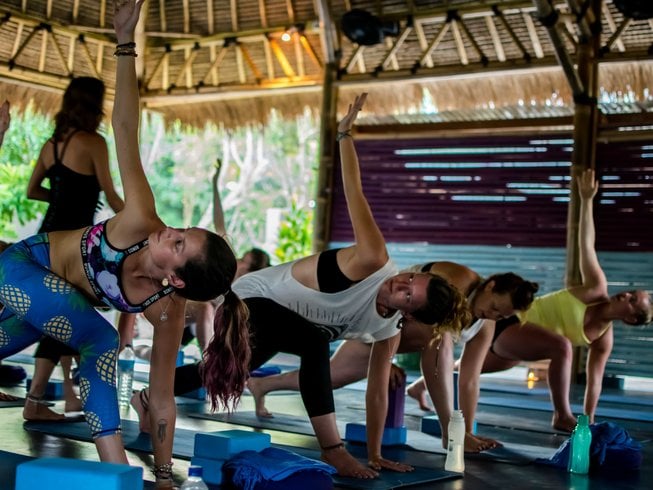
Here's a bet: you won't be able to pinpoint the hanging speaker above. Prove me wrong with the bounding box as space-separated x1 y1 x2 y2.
341 9 400 46
613 0 653 20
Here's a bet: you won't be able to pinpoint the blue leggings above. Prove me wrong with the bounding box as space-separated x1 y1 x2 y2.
0 234 121 438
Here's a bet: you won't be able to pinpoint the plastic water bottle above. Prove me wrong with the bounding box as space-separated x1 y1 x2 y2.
568 414 592 474
444 410 465 472
117 344 135 408
180 465 209 490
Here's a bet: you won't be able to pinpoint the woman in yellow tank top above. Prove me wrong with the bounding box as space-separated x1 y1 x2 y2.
457 169 652 435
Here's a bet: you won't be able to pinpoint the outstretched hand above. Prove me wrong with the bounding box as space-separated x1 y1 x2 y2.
577 168 598 201
113 0 145 42
338 93 368 133
368 456 413 473
0 100 10 134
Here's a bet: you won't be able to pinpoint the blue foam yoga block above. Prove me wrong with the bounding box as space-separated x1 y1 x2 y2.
194 430 271 460
176 350 185 367
421 415 476 437
16 458 142 490
345 422 407 446
25 378 64 400
190 456 225 485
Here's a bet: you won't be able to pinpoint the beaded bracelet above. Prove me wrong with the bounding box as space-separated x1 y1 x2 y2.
336 130 352 142
153 461 174 479
114 41 137 57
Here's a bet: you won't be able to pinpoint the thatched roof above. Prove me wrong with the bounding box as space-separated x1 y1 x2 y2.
0 0 651 127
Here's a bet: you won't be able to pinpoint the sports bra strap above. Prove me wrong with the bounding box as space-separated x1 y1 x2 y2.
52 129 81 166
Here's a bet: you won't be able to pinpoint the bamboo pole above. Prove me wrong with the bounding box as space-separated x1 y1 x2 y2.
566 0 602 382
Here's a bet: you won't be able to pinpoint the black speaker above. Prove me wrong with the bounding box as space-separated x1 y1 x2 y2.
613 0 653 20
341 9 400 46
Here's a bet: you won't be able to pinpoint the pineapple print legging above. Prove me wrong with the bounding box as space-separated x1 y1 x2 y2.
0 234 121 439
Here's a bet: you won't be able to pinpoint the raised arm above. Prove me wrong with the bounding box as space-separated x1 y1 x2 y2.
112 0 156 225
337 94 388 277
572 169 607 301
212 159 226 235
0 100 9 147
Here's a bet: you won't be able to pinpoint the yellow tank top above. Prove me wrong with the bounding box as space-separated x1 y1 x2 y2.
516 289 590 346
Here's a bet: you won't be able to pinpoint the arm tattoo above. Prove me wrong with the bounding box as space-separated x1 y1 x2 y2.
157 419 168 443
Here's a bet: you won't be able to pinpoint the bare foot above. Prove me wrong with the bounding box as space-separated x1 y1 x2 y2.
464 433 501 453
1 391 20 402
247 377 273 418
64 397 83 413
23 397 66 421
552 412 576 433
406 384 433 411
130 390 151 433
321 446 378 479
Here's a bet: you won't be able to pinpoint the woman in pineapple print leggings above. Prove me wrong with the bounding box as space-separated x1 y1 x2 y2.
0 234 120 438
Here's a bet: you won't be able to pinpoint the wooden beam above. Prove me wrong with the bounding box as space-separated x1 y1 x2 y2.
268 38 296 78
145 50 170 89
343 45 365 74
601 2 625 52
455 16 488 65
492 6 531 62
601 17 631 55
201 44 229 85
171 45 200 88
294 33 305 77
207 0 214 34
380 25 412 70
38 30 47 72
99 0 106 28
286 0 296 24
299 34 323 69
451 19 468 65
159 0 167 32
183 0 190 33
67 34 75 73
486 16 505 62
230 0 238 32
78 37 101 78
49 32 74 77
419 22 450 67
237 43 263 83
72 0 80 23
523 12 544 59
414 20 434 67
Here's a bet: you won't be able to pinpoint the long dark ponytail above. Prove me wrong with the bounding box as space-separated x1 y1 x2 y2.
201 291 251 412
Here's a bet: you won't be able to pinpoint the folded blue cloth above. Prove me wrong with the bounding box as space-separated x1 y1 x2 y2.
223 447 336 490
536 421 642 471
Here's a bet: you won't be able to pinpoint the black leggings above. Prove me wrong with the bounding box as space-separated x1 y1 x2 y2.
34 335 78 363
174 297 335 418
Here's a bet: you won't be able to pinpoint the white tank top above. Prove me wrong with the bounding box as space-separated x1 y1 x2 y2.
233 258 401 343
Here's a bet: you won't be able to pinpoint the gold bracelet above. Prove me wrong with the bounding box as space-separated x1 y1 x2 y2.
336 130 352 141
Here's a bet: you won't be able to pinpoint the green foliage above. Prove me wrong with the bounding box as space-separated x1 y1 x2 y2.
0 104 51 239
275 200 314 263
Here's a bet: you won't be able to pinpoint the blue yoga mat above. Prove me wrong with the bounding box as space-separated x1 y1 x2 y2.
186 408 556 464
480 382 653 408
23 419 459 489
478 396 653 422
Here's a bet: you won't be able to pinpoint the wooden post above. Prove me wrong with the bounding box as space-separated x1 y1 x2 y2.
567 0 602 381
313 0 338 253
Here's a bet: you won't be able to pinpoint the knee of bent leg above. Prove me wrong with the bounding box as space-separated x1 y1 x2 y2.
78 321 120 359
550 335 573 361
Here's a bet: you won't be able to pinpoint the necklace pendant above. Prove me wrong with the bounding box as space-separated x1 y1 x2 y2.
160 311 168 322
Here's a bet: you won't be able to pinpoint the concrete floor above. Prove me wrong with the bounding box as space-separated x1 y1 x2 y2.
1 355 652 490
